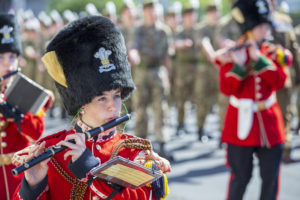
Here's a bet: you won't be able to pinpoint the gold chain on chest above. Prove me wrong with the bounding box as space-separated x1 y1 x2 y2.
50 158 88 200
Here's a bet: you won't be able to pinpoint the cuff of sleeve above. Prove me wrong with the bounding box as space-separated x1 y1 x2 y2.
68 148 100 179
230 64 246 78
253 56 272 72
19 175 48 200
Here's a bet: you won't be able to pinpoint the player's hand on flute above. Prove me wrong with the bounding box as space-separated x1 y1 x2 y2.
57 132 86 163
24 141 50 188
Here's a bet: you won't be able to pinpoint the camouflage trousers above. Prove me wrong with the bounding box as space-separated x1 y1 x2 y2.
277 87 293 150
217 93 229 132
194 64 219 129
174 62 197 126
132 66 169 143
297 85 300 130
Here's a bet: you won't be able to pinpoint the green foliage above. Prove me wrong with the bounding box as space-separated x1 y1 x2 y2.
47 0 232 16
47 0 128 14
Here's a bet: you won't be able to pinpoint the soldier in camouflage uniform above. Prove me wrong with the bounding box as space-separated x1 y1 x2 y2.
120 3 137 113
174 6 200 136
165 8 178 105
196 4 220 141
20 17 43 84
270 0 300 163
38 12 64 118
129 1 171 159
37 12 55 91
295 24 300 135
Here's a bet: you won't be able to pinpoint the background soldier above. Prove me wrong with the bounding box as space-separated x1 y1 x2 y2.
174 5 199 136
295 23 300 135
20 16 42 84
38 11 66 119
129 0 172 159
270 0 300 163
196 4 220 141
165 7 179 106
119 2 138 113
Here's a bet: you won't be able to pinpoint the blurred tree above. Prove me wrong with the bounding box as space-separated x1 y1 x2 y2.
169 0 231 15
47 0 128 14
47 0 231 15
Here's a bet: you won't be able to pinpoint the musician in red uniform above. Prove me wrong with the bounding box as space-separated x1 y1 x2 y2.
0 14 53 200
214 0 292 199
12 16 171 200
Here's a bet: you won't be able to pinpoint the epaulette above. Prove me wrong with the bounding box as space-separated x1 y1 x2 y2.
261 42 292 68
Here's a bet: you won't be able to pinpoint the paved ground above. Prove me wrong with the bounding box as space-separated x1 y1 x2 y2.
44 105 300 200
165 133 300 200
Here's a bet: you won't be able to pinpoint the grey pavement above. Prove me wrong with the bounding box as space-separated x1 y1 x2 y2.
43 106 300 200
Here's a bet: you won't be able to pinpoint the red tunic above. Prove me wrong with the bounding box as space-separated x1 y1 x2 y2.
218 46 287 147
0 110 45 200
13 130 154 200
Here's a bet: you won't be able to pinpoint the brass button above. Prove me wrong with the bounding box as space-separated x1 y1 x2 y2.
1 131 6 137
0 121 5 127
255 85 261 91
256 93 262 99
2 156 11 165
1 142 7 148
92 196 99 200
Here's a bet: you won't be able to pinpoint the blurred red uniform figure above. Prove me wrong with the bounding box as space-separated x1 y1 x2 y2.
214 0 292 199
0 13 52 200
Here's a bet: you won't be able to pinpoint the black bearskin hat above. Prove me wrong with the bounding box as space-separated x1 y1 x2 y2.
232 0 272 34
42 16 135 116
0 14 22 55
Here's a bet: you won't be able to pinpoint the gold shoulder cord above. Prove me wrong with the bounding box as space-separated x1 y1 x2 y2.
110 137 152 160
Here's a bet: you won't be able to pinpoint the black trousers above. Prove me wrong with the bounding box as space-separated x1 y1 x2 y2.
226 144 284 200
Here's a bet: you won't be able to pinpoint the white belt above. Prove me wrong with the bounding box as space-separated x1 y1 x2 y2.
229 94 276 112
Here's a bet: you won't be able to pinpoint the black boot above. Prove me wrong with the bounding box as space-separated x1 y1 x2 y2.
282 148 295 163
296 122 300 135
198 128 209 142
176 124 185 136
159 142 174 162
49 107 55 118
198 128 203 141
61 109 67 119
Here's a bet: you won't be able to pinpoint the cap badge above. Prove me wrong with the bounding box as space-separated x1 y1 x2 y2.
0 25 14 44
256 0 268 14
94 47 116 73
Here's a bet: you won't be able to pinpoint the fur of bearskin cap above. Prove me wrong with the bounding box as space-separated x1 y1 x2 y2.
0 14 22 55
232 0 272 34
45 16 135 116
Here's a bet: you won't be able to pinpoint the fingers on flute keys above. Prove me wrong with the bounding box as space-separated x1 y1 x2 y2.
57 133 86 161
25 141 46 162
